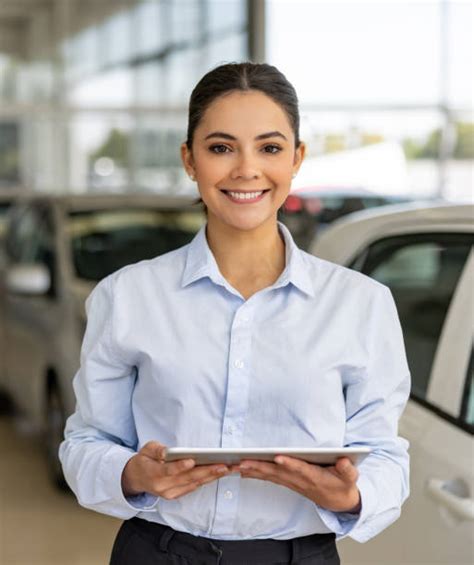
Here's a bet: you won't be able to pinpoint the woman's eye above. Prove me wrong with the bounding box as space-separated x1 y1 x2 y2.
263 144 282 154
209 144 231 154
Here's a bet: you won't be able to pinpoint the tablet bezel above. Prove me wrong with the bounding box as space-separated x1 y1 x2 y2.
164 447 371 467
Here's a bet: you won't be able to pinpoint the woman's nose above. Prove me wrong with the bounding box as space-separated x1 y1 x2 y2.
230 151 262 181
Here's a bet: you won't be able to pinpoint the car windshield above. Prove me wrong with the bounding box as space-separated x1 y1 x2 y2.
67 208 205 281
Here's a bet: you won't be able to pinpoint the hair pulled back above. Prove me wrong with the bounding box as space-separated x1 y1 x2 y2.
186 62 301 149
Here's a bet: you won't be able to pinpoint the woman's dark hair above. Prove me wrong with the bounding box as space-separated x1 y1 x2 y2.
186 61 301 149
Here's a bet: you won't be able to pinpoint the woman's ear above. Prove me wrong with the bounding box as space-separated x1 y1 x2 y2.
292 141 306 177
180 142 195 180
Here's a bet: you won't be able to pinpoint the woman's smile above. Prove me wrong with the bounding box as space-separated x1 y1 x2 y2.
220 188 271 204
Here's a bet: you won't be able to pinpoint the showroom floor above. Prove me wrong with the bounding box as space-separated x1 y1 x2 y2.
0 413 120 565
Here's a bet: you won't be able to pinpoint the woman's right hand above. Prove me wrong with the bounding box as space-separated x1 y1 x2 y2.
121 441 230 500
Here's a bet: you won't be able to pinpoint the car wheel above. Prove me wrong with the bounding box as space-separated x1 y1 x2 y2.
44 383 68 490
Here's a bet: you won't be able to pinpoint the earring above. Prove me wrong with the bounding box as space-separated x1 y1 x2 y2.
189 174 195 181
292 172 297 179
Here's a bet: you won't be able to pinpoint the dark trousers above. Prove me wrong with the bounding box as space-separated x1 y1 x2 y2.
110 517 340 565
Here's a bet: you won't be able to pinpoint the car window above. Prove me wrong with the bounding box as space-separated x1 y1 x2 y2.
5 203 57 295
68 208 205 281
5 206 35 263
0 202 11 239
351 233 474 401
7 205 54 262
461 348 474 429
22 207 55 267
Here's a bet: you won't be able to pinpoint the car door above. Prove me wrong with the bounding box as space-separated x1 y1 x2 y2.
3 202 60 422
337 232 474 564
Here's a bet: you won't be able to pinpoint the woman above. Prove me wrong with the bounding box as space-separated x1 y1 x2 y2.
60 62 410 565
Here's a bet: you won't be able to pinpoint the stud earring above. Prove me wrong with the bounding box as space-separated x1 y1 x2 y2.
189 174 195 181
292 172 297 179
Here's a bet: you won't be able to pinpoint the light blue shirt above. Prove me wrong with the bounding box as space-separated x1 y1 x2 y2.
59 221 410 543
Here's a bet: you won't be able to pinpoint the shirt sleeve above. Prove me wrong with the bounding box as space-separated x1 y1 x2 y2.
58 275 159 519
315 285 411 543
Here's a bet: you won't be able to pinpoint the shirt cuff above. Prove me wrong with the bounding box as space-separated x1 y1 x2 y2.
314 473 378 542
101 445 159 515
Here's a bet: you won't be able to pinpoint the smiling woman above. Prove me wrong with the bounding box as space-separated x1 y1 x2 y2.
59 63 411 565
180 64 305 296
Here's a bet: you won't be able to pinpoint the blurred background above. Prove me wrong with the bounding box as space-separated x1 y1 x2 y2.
0 0 472 199
0 1 472 564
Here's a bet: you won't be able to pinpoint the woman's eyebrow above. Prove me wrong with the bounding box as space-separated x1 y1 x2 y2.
256 131 288 141
204 131 288 141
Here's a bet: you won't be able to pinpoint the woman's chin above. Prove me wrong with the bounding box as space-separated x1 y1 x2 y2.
210 211 276 233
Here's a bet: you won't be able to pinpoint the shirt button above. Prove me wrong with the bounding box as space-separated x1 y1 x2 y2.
226 425 234 435
224 490 233 500
234 359 244 369
242 314 250 323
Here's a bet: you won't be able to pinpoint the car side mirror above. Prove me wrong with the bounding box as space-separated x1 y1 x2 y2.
5 263 51 295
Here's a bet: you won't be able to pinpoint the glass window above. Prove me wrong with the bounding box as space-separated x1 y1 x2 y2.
165 50 202 105
0 122 20 186
136 62 165 106
102 10 132 66
68 208 205 281
351 234 474 400
296 109 446 199
69 114 133 192
6 206 36 263
133 1 169 56
65 27 100 82
444 112 474 203
207 0 247 34
268 0 442 106
463 349 474 427
68 69 134 107
5 204 56 294
170 0 200 43
204 32 248 69
446 2 473 109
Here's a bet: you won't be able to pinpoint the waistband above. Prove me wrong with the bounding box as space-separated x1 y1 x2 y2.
127 517 337 564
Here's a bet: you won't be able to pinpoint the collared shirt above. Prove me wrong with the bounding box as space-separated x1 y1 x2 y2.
59 221 410 543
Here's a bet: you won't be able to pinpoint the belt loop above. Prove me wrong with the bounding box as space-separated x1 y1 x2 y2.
290 538 300 565
158 527 176 552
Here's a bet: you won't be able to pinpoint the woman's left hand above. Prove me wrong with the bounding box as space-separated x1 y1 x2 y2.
231 456 361 513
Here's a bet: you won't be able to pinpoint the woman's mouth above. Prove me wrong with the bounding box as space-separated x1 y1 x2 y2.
220 189 270 204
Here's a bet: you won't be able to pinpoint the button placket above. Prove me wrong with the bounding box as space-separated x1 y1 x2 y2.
210 305 256 537
220 306 253 450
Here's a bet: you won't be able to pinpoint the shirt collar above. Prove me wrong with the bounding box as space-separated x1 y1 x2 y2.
181 221 315 297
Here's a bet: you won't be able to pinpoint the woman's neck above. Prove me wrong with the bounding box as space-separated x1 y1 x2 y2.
205 216 286 287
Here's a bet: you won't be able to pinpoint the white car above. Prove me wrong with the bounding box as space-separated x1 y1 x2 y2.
310 202 474 565
0 193 205 486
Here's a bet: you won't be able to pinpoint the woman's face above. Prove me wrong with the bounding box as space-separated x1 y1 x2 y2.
181 90 305 233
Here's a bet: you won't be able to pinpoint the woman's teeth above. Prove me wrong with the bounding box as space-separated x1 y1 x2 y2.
227 191 263 200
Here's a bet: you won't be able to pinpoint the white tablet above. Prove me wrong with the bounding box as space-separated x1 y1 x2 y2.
164 447 371 467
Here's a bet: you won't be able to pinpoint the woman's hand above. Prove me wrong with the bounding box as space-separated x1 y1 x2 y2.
121 441 230 500
231 456 361 513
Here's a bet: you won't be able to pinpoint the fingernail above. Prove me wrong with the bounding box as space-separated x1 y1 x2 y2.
239 463 250 470
217 466 228 474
